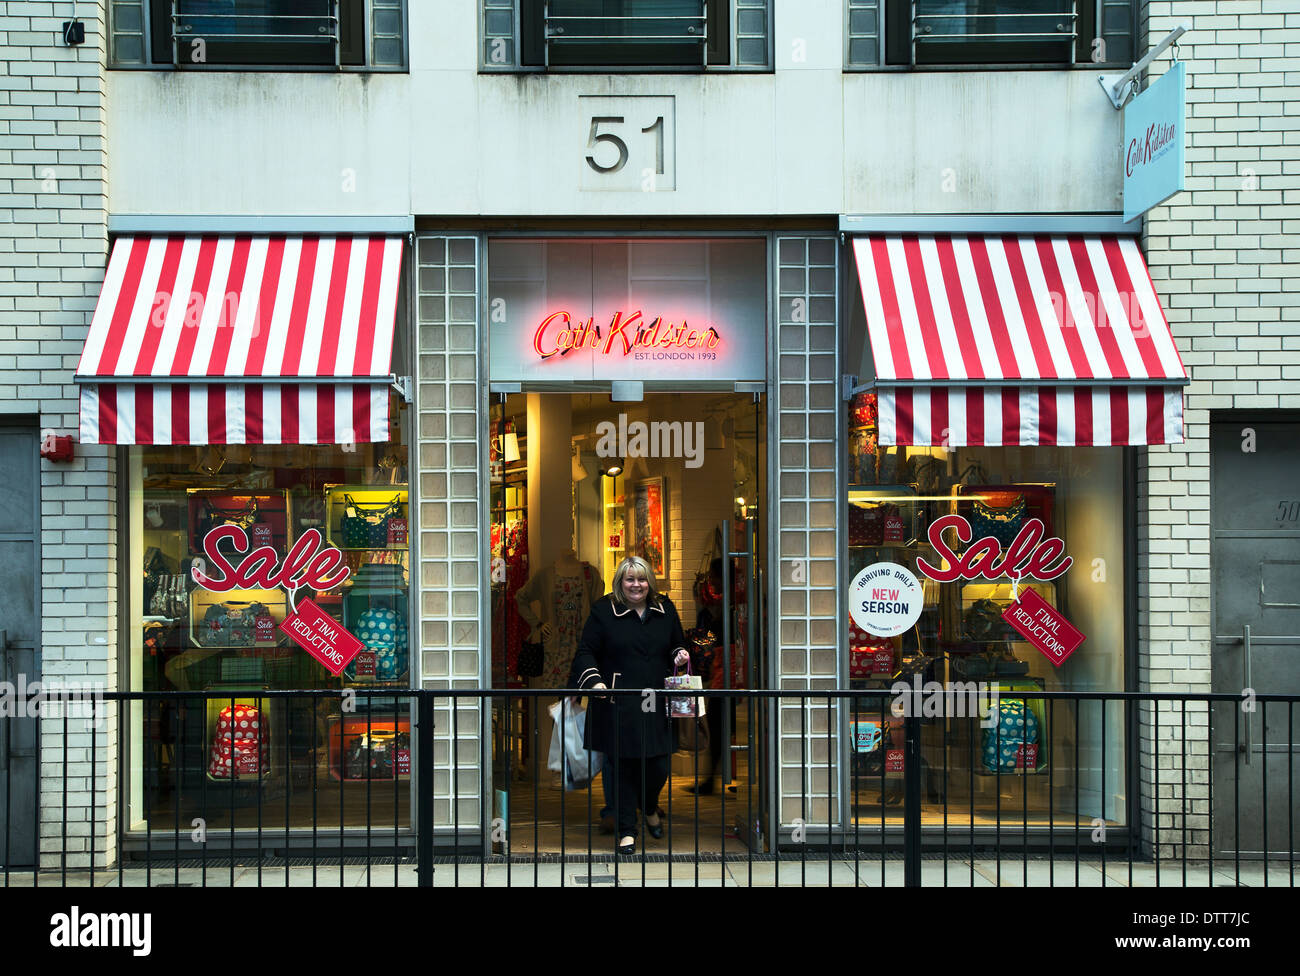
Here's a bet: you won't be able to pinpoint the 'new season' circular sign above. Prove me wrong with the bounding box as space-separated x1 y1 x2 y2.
849 562 923 637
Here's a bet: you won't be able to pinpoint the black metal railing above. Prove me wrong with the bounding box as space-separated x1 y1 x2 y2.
1 688 1295 887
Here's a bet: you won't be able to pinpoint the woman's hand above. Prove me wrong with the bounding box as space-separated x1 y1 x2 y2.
672 649 690 670
588 682 608 700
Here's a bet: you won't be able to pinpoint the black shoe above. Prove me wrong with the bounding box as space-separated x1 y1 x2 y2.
684 780 715 795
644 810 665 839
617 837 636 856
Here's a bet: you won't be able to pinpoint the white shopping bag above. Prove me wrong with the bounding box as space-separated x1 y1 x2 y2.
547 700 603 791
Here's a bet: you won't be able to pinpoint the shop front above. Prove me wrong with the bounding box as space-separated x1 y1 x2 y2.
838 221 1187 840
67 217 1192 859
76 230 418 841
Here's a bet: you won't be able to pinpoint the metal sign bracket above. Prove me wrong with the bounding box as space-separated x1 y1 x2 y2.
1098 23 1188 110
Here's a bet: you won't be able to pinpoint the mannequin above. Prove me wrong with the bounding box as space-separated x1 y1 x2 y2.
515 551 603 689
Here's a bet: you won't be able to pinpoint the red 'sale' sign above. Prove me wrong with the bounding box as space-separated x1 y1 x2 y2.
916 515 1072 583
279 597 364 676
1001 587 1085 667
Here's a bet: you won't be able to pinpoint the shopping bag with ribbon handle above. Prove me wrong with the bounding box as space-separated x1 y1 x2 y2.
665 660 706 719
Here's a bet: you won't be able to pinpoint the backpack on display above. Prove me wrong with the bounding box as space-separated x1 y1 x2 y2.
207 703 269 779
350 607 409 681
981 699 1041 773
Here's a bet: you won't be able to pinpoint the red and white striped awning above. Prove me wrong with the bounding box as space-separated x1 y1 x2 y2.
852 235 1187 446
76 234 404 445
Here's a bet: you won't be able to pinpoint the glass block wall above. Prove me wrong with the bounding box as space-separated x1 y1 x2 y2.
415 234 485 832
774 235 842 831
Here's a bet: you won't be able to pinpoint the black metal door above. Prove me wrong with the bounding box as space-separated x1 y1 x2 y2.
0 421 40 867
1210 417 1300 859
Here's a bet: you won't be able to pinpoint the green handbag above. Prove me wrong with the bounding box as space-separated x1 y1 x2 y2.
341 494 404 549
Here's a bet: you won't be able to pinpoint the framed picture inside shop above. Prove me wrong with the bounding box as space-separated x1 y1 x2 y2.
631 476 666 578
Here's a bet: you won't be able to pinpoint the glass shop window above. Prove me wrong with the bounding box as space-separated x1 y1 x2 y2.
843 397 1128 828
127 401 412 833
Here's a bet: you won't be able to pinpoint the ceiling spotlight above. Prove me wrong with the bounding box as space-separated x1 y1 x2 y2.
602 460 624 478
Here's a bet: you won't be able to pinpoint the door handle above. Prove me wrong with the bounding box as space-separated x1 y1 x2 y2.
1242 624 1252 765
0 632 9 772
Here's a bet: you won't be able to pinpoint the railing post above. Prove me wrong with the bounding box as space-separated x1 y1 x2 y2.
903 712 922 887
416 691 434 887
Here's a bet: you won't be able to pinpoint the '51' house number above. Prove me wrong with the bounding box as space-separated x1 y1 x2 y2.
579 96 675 192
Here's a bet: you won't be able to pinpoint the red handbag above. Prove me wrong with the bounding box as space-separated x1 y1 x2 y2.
849 504 886 547
850 391 878 429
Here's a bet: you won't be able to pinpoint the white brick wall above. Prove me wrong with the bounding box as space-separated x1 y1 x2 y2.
0 1 113 869
1137 0 1299 861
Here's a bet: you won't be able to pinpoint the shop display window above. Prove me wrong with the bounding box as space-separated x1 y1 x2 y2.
128 404 411 833
844 391 1128 829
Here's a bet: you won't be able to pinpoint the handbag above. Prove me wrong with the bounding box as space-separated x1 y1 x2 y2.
197 497 259 557
200 601 271 647
517 640 544 677
665 661 705 718
970 494 1028 546
692 526 724 608
963 598 1018 644
849 503 886 547
344 730 410 780
686 625 720 684
341 494 404 549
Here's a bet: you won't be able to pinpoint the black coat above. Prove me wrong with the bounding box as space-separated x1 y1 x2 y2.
568 594 688 759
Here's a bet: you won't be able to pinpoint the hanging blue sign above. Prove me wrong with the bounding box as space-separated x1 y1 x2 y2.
1123 61 1186 223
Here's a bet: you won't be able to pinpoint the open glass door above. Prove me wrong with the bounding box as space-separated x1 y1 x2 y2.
486 389 768 856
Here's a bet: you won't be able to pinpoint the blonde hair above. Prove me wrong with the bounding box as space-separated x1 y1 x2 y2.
611 555 660 609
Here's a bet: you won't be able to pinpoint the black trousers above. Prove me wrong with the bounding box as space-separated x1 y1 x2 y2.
607 754 670 837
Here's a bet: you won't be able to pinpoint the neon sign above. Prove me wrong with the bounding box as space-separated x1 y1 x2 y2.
533 310 721 361
916 515 1072 583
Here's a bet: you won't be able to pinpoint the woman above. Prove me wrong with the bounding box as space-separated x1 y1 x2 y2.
569 556 690 855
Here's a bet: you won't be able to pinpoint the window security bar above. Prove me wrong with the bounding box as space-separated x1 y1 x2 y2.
912 2 1077 49
170 1 342 67
543 1 709 68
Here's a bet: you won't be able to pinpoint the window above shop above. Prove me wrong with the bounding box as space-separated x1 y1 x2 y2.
845 0 1134 70
109 0 406 70
482 0 772 71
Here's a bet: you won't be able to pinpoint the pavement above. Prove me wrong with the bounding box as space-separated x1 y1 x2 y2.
4 857 1293 887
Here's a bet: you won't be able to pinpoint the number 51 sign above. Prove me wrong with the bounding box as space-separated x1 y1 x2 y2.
579 95 675 192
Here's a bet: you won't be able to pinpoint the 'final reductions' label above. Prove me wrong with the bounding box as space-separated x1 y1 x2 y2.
849 561 923 638
279 597 364 676
1001 587 1085 666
